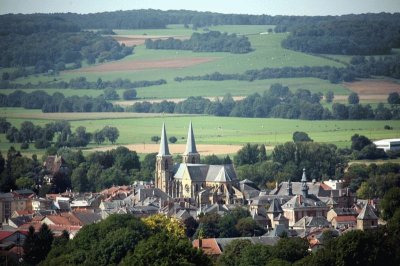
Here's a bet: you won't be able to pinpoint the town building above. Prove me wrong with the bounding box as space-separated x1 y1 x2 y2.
373 138 400 152
155 122 243 205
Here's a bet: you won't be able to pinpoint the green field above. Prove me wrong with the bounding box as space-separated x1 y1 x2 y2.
1 77 350 99
2 107 400 155
10 25 346 101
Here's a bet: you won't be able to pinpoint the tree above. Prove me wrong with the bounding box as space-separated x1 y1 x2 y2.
325 90 334 103
234 143 260 166
258 144 267 162
348 92 360 104
272 237 309 263
142 214 185 238
380 187 400 220
293 131 313 142
388 92 400 104
169 136 177 143
103 88 119 100
217 239 252 266
123 89 137 100
20 121 36 143
151 136 160 144
235 217 265 237
351 134 372 151
102 126 119 144
23 224 54 265
121 232 211 266
93 130 105 144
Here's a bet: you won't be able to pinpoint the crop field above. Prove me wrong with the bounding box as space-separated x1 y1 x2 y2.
2 107 400 155
11 25 345 100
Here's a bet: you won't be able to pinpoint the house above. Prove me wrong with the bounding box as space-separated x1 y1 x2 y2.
292 216 330 230
0 192 32 223
280 170 329 226
327 208 358 228
356 204 378 230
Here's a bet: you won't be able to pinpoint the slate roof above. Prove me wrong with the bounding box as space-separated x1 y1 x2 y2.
173 164 238 183
357 204 378 220
158 123 171 156
184 121 198 155
270 181 340 197
73 212 102 225
281 195 327 209
267 198 283 214
331 208 358 216
293 216 330 228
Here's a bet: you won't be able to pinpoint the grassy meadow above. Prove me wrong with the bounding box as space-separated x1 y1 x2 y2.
2 107 400 156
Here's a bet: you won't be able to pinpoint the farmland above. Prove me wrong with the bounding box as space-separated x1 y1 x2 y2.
2 107 400 156
11 25 347 101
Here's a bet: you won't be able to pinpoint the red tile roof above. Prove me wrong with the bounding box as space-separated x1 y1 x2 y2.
193 239 222 256
333 216 357 222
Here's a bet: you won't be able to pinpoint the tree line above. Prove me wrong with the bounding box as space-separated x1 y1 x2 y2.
0 14 132 75
281 19 400 55
1 74 166 90
0 90 120 112
145 31 252 54
127 84 400 120
175 55 400 83
4 119 119 150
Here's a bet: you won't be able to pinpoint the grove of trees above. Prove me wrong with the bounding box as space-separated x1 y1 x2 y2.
127 84 400 120
145 31 252 53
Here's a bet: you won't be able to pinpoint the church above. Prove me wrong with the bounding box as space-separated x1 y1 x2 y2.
155 122 244 205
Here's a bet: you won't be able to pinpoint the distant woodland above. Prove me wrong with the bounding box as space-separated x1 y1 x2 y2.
145 31 252 53
0 15 133 74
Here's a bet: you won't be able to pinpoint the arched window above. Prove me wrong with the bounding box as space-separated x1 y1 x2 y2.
164 160 168 170
192 157 196 164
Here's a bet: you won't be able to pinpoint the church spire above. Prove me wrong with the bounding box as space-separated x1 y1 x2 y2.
301 168 309 198
158 122 170 156
184 121 197 155
183 121 200 164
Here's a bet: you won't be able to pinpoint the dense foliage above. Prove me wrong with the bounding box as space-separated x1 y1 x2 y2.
0 90 120 113
282 20 400 55
42 214 210 266
145 31 252 53
127 84 400 120
0 15 132 74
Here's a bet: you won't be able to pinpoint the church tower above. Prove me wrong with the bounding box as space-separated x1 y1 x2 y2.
155 123 174 195
183 121 200 164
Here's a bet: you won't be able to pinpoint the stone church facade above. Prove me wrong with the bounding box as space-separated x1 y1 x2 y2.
155 122 243 205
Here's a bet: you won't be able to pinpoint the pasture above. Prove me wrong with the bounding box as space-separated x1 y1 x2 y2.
2 107 400 155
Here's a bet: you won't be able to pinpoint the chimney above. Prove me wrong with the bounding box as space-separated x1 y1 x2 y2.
198 238 203 249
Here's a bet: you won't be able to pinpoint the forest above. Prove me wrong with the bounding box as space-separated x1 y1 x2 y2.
0 15 133 74
145 31 252 53
281 20 400 55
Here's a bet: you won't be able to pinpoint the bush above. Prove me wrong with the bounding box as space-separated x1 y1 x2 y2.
123 89 137 100
21 142 29 149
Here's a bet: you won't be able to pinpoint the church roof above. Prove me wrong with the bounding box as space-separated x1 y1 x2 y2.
173 164 237 183
357 204 378 220
158 123 170 156
184 121 198 155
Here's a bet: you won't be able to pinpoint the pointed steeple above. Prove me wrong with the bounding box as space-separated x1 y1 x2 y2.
158 123 170 156
184 121 197 155
301 168 309 198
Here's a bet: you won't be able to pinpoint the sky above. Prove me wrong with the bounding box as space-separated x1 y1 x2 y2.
1 0 400 16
